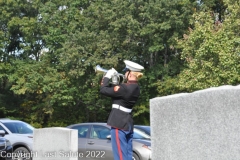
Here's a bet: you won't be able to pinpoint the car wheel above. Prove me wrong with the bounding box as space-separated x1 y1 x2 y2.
12 147 32 160
132 152 140 160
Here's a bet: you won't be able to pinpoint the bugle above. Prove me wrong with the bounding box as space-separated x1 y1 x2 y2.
95 65 125 84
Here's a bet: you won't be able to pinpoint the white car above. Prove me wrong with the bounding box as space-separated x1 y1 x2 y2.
0 130 13 160
0 119 34 160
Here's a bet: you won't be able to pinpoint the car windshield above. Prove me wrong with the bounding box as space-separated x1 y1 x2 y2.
3 122 34 134
133 128 150 140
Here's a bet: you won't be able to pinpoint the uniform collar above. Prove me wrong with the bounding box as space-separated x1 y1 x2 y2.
127 80 138 84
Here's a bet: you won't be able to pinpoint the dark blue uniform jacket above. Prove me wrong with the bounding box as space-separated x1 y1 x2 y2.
100 77 140 132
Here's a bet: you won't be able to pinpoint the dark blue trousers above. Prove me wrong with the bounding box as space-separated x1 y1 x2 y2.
110 127 133 160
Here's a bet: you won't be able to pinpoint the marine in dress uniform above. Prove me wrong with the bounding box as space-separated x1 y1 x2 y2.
99 60 144 160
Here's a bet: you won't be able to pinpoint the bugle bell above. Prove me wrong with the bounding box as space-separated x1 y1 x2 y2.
95 65 125 84
95 65 109 74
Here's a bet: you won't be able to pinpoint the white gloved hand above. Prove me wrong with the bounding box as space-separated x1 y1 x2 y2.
111 68 117 73
104 68 117 79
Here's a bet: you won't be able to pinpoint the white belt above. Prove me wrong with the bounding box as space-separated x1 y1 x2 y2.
112 104 132 113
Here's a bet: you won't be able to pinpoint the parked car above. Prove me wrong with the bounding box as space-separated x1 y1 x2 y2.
134 125 151 136
0 130 13 160
67 122 151 160
0 119 34 160
133 127 151 140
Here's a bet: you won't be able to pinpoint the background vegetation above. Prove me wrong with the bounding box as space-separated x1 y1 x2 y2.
0 0 239 127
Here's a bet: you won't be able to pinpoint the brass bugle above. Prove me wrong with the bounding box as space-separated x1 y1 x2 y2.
95 65 125 76
95 65 125 84
95 65 109 74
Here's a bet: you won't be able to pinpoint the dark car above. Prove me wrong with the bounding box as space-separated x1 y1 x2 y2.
67 122 151 160
0 130 13 160
134 125 151 136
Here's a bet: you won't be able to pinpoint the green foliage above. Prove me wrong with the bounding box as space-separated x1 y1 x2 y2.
177 1 240 92
0 0 43 61
0 62 21 118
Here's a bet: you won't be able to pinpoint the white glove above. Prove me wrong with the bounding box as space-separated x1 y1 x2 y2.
111 68 117 73
104 68 117 79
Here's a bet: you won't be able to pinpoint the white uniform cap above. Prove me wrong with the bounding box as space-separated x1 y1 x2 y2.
123 60 144 72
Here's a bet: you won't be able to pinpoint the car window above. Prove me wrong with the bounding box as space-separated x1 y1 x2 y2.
133 128 150 140
0 125 7 134
90 125 110 139
137 126 151 135
3 122 34 134
144 127 151 135
71 125 89 138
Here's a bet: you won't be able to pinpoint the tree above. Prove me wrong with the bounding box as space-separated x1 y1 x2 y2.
56 0 195 124
177 0 240 92
0 0 44 119
0 0 206 126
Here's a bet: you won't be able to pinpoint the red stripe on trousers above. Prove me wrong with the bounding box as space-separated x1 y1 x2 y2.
115 129 123 160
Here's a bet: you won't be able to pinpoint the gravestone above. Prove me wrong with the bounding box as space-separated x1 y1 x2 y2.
33 127 78 160
150 85 240 160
